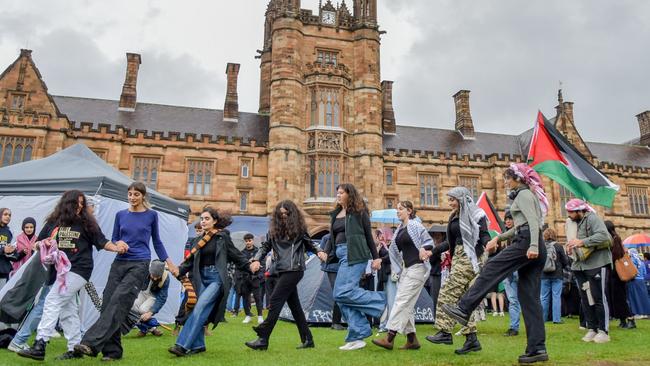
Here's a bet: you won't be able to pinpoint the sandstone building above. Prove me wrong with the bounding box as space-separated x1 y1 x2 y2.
1 0 649 244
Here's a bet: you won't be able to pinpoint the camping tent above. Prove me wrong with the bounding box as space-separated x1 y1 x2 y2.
279 256 435 324
0 143 189 329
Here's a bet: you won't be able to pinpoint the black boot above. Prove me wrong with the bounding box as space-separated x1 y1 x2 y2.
425 331 453 345
296 338 315 349
518 350 549 364
18 339 47 361
626 319 637 329
245 338 269 351
455 332 481 355
618 319 627 328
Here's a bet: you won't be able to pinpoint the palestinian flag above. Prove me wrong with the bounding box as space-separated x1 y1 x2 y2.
476 192 506 236
527 111 619 207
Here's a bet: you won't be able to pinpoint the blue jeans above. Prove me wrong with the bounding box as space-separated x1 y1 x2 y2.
333 244 386 342
13 285 52 345
379 279 397 330
175 266 223 351
504 272 520 331
136 318 160 333
540 278 563 323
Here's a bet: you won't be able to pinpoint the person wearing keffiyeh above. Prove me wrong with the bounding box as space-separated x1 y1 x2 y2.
424 187 490 355
440 163 549 364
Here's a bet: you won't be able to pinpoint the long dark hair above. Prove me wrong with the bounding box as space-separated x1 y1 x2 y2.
335 183 367 214
202 207 233 230
0 208 9 227
605 220 624 261
269 200 307 241
46 190 100 235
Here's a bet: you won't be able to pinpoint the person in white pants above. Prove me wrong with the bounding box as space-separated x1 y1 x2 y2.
372 200 434 350
17 190 126 361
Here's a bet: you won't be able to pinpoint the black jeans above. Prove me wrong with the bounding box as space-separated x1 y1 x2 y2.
458 229 546 354
326 271 342 325
82 260 149 358
255 271 311 342
426 274 442 314
236 278 263 316
574 266 610 332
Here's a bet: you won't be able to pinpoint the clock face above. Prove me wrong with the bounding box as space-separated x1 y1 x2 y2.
322 11 336 25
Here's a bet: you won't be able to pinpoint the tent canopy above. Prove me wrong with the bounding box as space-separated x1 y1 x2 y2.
0 143 189 219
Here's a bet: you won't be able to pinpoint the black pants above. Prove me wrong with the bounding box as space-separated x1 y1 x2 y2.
82 260 149 359
574 266 610 332
326 271 342 325
608 267 632 321
458 229 546 354
426 274 442 314
235 278 263 316
255 271 311 342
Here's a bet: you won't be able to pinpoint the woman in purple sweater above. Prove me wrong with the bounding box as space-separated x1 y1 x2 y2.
76 182 178 361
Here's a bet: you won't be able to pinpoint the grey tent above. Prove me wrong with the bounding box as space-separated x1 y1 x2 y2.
0 143 189 219
280 256 435 324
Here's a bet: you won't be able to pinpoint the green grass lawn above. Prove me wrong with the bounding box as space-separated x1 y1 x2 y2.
5 313 649 365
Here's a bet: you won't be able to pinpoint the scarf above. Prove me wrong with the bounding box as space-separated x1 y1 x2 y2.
11 232 36 274
509 163 549 216
447 186 486 273
185 228 220 260
38 227 71 294
565 198 595 212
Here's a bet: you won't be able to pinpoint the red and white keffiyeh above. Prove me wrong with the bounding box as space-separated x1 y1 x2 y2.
510 163 549 216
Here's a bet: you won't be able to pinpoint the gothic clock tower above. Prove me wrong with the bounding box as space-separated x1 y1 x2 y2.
260 0 391 229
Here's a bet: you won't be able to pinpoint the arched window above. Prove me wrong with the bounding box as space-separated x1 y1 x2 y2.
310 88 341 128
2 144 13 167
13 145 23 164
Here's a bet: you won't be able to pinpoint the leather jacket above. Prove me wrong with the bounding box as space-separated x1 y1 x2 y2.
253 233 322 273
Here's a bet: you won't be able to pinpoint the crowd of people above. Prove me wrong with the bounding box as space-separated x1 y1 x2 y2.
0 162 649 364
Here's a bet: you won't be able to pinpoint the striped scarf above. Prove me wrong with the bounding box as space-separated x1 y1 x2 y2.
180 228 220 312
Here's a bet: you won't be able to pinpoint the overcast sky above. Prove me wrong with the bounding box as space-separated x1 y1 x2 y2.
1 0 648 143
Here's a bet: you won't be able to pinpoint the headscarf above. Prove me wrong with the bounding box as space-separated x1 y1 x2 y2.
447 186 487 273
565 198 595 213
22 217 37 240
509 163 549 215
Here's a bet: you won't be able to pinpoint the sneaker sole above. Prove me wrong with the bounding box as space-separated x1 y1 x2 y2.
17 352 45 361
442 305 469 326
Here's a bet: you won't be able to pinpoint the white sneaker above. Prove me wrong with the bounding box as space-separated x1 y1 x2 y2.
593 330 610 343
492 312 498 317
7 342 29 353
243 316 252 324
582 329 597 342
257 316 264 323
51 332 62 338
339 340 366 351
500 312 505 317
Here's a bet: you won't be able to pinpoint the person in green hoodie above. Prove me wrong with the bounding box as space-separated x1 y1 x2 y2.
565 198 612 344
328 183 385 351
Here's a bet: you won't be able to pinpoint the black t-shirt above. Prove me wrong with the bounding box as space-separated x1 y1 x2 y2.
333 217 346 245
396 228 422 268
0 226 14 276
38 222 108 281
199 238 217 267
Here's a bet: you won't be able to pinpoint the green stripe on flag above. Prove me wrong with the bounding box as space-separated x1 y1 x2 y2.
533 160 617 207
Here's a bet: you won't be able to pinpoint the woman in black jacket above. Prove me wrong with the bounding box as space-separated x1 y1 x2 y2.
168 208 251 357
245 200 326 350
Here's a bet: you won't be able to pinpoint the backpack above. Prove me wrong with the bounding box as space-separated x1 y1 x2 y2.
543 242 557 273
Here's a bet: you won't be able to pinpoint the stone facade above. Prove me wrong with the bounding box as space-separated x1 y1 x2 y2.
1 1 650 246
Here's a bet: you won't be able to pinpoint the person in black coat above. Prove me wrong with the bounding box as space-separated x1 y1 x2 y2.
245 200 327 351
168 208 252 357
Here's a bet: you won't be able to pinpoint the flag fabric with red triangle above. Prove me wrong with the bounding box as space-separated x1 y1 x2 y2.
527 111 619 207
476 192 506 235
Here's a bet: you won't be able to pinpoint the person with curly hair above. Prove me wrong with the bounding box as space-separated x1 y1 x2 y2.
245 200 327 350
168 207 252 356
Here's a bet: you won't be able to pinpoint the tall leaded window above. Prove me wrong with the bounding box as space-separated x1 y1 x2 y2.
132 157 161 190
239 191 249 212
241 159 251 178
310 88 341 127
629 186 649 216
558 185 575 217
385 168 394 187
0 136 34 167
187 160 212 196
308 156 341 198
419 174 439 207
459 176 480 202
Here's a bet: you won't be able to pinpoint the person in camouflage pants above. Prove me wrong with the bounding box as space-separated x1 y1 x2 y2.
424 187 491 355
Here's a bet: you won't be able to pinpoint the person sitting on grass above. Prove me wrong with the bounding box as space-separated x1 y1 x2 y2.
131 259 170 337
